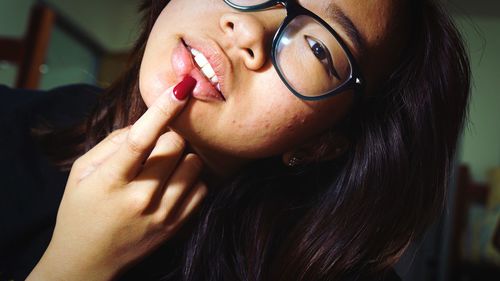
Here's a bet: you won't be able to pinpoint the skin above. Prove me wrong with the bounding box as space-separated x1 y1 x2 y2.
27 85 206 281
28 1 408 280
140 0 407 177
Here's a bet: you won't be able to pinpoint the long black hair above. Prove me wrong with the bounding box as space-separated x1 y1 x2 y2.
32 0 470 280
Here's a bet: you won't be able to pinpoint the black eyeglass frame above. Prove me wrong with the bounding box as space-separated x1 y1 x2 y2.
223 0 365 101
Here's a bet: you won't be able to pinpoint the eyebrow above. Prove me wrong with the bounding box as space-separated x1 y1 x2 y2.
325 2 365 53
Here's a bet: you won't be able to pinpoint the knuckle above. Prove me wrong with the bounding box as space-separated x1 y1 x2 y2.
71 157 88 175
99 165 128 187
163 132 186 152
126 130 148 154
107 128 122 138
72 156 84 169
196 181 208 196
160 222 178 235
151 210 169 225
128 190 152 212
185 153 203 171
108 128 129 145
68 158 84 182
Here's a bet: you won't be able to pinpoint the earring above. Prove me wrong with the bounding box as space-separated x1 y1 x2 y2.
287 155 303 167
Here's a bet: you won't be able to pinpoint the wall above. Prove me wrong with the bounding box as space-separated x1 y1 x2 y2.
45 0 140 52
0 0 139 50
0 0 34 37
0 0 140 89
453 9 500 182
441 2 500 280
395 2 500 280
0 0 35 86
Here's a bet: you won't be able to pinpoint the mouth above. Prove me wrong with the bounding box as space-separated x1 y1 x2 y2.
186 44 221 92
170 38 227 102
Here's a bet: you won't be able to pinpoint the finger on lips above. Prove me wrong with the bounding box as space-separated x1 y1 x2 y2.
101 76 197 183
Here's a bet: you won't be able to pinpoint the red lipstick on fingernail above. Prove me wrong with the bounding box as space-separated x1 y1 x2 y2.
173 75 197 101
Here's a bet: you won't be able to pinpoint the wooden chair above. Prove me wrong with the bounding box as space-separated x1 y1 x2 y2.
494 220 500 252
448 165 500 280
0 3 55 89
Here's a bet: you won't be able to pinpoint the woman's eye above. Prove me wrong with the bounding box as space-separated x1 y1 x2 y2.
305 36 340 79
310 41 327 60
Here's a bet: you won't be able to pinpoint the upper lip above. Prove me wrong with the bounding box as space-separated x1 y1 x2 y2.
182 37 230 99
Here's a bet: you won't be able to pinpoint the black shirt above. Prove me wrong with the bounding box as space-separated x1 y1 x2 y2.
0 84 99 280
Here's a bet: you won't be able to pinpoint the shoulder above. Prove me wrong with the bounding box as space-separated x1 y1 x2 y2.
32 84 102 128
0 84 103 103
38 83 102 107
0 84 102 128
0 84 103 279
0 83 101 110
0 84 101 110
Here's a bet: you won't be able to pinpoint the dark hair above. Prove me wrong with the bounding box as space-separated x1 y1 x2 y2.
32 0 470 280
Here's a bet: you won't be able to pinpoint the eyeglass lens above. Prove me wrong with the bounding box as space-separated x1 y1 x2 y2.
226 0 352 98
275 15 351 97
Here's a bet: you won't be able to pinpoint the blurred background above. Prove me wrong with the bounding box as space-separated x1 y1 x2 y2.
0 0 139 89
0 0 499 280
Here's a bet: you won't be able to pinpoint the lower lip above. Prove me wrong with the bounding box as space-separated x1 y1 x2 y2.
171 40 224 102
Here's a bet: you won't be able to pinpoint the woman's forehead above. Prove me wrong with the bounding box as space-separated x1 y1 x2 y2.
300 0 409 93
303 0 406 47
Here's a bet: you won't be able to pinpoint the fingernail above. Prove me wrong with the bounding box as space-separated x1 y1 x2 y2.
173 75 197 101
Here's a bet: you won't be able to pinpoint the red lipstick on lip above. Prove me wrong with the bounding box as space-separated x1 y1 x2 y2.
171 40 225 102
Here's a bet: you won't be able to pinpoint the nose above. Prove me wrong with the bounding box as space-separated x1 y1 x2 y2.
219 12 270 71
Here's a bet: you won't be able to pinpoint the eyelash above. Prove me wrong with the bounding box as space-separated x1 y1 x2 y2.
305 35 340 79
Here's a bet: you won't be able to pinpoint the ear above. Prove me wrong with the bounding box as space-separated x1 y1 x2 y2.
282 131 350 167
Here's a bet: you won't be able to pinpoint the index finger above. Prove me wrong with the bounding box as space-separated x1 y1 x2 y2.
104 75 197 182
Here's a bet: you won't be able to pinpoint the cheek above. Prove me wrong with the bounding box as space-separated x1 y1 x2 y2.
139 63 170 107
171 90 318 158
138 6 184 108
139 48 178 107
227 89 351 158
222 95 319 157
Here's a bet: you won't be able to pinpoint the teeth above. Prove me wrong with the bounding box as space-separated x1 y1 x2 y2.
189 46 220 90
201 64 215 79
190 47 201 56
194 53 209 68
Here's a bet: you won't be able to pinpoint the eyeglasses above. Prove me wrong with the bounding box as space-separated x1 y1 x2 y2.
223 0 365 101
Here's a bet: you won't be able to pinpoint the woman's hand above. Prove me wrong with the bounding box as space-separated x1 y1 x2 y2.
27 77 206 281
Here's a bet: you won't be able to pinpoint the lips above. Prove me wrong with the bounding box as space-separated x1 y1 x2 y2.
171 39 226 102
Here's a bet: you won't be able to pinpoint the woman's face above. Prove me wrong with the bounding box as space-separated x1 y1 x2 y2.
139 0 406 160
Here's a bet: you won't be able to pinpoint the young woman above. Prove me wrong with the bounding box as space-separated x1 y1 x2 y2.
0 0 470 280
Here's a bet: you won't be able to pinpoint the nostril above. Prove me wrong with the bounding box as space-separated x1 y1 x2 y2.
247 48 254 58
